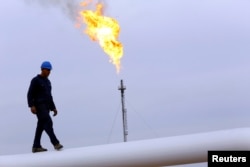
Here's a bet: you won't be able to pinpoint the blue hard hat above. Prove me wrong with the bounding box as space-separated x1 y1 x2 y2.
41 61 52 70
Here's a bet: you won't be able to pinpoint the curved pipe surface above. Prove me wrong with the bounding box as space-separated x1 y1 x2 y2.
1 128 250 167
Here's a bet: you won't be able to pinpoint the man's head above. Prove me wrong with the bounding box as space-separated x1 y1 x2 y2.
40 61 52 78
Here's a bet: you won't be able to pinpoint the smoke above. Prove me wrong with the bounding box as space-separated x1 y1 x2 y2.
24 0 82 21
24 0 107 21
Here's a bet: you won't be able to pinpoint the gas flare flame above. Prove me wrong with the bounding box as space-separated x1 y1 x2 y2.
78 1 123 73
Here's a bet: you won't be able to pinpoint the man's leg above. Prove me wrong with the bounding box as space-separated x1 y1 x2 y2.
43 115 63 150
43 115 60 146
32 119 47 153
32 104 50 152
36 104 63 150
33 120 43 148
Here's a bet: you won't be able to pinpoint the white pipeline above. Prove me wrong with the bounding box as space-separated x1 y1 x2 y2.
1 128 250 167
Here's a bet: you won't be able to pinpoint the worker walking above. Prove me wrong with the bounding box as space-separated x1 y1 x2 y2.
27 61 63 153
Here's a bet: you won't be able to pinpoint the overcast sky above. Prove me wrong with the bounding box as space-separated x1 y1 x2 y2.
0 0 250 166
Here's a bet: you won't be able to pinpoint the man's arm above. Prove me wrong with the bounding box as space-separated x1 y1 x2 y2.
27 78 37 114
49 96 57 116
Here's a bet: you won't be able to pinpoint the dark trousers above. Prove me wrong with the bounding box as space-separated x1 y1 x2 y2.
33 104 59 148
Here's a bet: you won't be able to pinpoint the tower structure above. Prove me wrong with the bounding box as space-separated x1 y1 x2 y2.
118 80 128 142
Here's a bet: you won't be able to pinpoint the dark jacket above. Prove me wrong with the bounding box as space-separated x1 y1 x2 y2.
27 75 56 110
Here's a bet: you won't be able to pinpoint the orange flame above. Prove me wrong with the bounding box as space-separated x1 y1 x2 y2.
78 1 123 73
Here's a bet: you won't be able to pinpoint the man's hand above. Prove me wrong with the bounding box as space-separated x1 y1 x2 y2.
30 106 37 114
52 109 58 117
